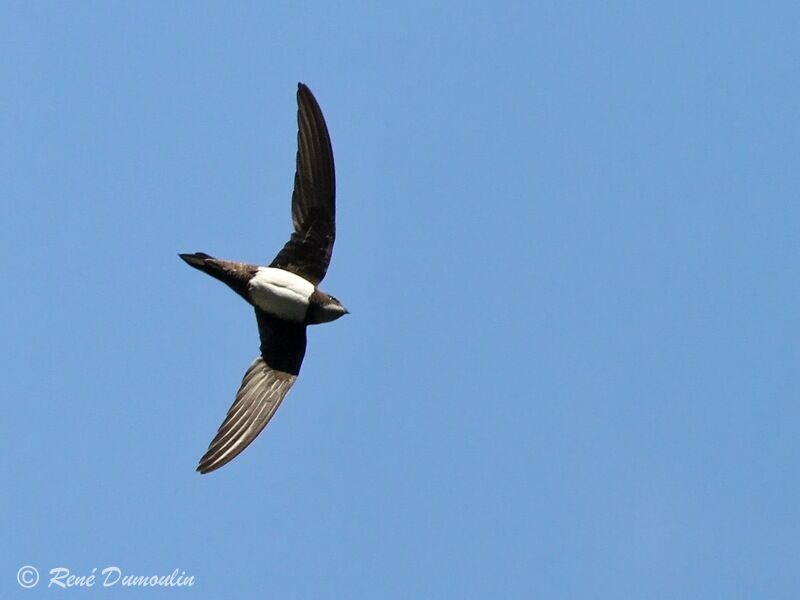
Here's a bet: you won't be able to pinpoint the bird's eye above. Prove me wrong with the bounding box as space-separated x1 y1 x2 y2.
329 296 338 303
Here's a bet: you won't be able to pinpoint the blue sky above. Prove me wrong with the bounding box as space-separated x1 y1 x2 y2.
2 2 798 598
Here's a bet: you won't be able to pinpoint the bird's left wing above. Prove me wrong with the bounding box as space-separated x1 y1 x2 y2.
196 312 307 474
270 83 336 285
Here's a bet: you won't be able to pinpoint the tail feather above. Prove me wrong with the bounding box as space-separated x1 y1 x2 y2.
179 252 214 269
178 252 258 302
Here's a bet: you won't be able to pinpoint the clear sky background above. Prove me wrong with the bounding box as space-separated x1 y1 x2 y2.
2 2 798 598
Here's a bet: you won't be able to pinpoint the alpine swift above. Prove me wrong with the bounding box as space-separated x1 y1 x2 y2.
179 83 347 474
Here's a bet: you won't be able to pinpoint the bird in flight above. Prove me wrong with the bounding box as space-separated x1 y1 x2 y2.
180 83 347 474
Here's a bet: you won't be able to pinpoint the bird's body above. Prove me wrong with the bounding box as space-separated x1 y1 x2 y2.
179 83 347 474
249 267 315 322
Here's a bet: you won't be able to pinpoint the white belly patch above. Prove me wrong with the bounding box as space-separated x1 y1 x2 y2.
248 267 314 322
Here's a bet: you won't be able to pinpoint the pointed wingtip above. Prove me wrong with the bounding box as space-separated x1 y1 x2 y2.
197 446 228 474
197 458 225 475
297 82 315 101
196 456 215 474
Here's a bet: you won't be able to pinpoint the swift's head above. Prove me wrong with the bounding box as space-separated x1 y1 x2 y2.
307 291 349 324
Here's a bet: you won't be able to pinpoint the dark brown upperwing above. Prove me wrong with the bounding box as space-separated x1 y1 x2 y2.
270 83 336 285
255 309 307 375
195 310 307 474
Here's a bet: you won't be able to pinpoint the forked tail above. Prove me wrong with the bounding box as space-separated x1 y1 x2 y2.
178 252 258 302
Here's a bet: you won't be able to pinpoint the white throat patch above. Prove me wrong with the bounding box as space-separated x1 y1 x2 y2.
248 267 315 322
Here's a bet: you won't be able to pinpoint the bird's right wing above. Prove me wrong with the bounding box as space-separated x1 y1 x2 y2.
196 312 307 474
